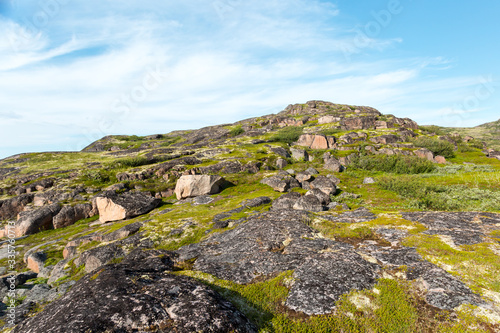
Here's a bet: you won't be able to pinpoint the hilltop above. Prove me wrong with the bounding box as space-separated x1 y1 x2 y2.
0 101 500 332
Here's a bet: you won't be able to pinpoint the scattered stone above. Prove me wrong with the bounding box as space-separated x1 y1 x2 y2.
101 222 143 242
241 196 272 208
309 176 337 195
295 171 313 183
414 148 434 161
323 152 343 172
293 195 324 212
74 244 126 273
175 175 226 200
260 171 300 192
306 189 331 206
305 167 319 175
363 177 376 184
270 147 291 158
94 192 161 223
434 155 447 164
276 158 288 169
290 148 308 161
271 192 302 210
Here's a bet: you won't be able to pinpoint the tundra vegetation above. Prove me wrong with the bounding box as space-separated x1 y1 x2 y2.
0 101 499 332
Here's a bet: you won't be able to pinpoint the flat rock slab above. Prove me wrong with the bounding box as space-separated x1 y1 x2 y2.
15 250 257 333
177 210 378 315
324 207 377 223
357 245 481 310
401 212 500 246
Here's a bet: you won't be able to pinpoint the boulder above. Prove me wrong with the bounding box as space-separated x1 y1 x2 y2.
340 116 377 130
434 155 447 164
414 148 434 161
15 250 257 333
295 134 334 150
323 152 343 172
306 189 330 205
0 194 34 221
74 244 126 273
271 192 302 210
295 171 313 183
94 192 161 223
293 195 324 212
53 204 95 229
15 203 61 237
270 147 291 158
25 252 47 274
363 177 376 184
276 158 288 169
175 175 226 200
309 176 337 195
260 172 300 192
370 134 401 145
317 115 341 124
290 148 308 161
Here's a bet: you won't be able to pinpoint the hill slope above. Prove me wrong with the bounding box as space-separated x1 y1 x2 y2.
1 101 500 332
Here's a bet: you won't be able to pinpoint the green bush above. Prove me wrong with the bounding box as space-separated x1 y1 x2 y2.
350 154 436 174
110 156 163 168
81 170 111 184
229 126 245 137
413 137 455 158
379 175 500 211
468 139 484 150
419 125 446 136
270 126 303 144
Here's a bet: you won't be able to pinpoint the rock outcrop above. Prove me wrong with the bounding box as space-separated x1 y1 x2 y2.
52 203 95 229
15 250 257 333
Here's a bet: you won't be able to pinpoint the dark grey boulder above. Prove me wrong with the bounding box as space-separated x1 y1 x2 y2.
14 250 257 333
306 189 330 206
0 194 34 221
309 176 337 195
271 192 301 210
74 244 126 273
293 194 324 212
260 171 300 192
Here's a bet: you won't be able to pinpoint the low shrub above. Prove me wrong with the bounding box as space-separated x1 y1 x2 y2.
379 175 500 211
350 154 436 174
270 126 303 144
418 125 446 136
229 125 245 137
412 137 455 159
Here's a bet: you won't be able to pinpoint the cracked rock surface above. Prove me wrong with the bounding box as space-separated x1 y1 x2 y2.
15 250 257 333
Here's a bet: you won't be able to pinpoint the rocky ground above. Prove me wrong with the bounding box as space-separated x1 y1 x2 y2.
1 101 500 332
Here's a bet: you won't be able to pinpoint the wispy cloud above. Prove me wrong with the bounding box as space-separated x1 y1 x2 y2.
0 0 497 158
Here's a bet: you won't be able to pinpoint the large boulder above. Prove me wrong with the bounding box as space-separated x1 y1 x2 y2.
340 116 377 130
293 195 324 212
15 250 257 333
414 148 434 161
53 204 95 229
309 176 337 195
290 148 309 161
260 171 300 192
323 152 343 172
94 192 161 223
0 194 34 221
175 175 225 200
14 203 61 237
295 134 335 150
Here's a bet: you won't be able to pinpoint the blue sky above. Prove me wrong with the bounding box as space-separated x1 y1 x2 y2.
0 0 499 159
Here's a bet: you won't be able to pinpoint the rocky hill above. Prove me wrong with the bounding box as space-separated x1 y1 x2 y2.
443 119 500 151
1 101 500 332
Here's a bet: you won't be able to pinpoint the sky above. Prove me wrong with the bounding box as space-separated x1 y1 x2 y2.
0 0 499 159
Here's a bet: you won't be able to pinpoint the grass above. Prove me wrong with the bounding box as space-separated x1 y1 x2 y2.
350 154 436 174
270 126 303 144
